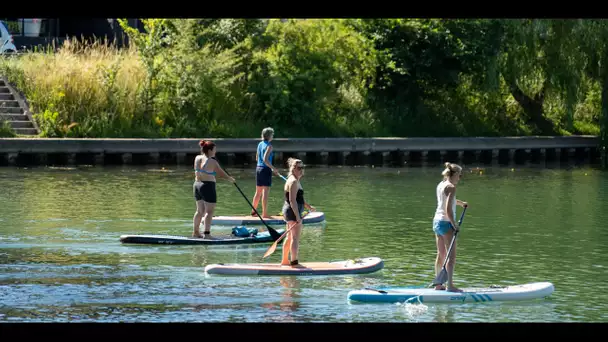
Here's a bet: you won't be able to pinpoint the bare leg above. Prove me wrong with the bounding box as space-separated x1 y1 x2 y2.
202 202 216 238
193 200 206 237
261 186 271 218
442 230 461 292
251 186 263 215
434 233 447 290
281 221 294 266
289 222 303 264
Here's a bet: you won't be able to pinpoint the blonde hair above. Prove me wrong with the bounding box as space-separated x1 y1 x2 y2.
442 162 462 179
287 157 303 176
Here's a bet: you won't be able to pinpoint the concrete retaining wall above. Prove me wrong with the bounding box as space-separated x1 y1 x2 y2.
0 136 600 167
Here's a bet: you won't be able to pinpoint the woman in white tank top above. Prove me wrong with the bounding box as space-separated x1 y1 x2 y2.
432 162 468 292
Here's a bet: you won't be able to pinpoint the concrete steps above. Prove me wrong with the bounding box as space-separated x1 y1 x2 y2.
0 78 39 136
0 100 19 107
9 120 35 129
0 113 28 121
0 106 24 114
12 128 38 135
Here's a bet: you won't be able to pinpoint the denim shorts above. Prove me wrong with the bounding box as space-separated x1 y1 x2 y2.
433 220 453 236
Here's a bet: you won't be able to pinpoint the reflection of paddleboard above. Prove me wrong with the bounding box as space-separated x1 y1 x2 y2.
119 230 283 245
204 257 384 276
347 282 555 303
211 211 325 226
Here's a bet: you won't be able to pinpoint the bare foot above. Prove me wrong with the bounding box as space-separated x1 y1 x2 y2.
192 232 204 238
447 287 463 292
281 262 291 266
434 285 446 291
262 215 272 219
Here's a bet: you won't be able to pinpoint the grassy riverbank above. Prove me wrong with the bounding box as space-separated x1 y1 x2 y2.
0 19 603 141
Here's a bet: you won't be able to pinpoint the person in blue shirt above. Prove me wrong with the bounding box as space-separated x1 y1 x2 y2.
250 127 279 218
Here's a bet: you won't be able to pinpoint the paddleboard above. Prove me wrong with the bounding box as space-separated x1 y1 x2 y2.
347 282 555 303
211 211 325 226
119 230 283 245
204 257 384 276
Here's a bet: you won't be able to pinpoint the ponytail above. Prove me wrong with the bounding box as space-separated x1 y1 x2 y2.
441 162 462 179
199 140 216 155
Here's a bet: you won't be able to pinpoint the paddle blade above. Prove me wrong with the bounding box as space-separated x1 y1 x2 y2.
263 240 280 258
267 227 281 240
263 228 289 258
261 218 302 258
430 268 448 287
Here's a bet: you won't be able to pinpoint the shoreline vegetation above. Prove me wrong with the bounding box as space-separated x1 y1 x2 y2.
0 19 607 166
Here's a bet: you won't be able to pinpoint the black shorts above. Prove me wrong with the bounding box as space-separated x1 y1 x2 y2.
193 181 217 203
256 166 272 187
282 202 304 222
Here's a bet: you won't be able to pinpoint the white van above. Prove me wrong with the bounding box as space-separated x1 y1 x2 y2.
0 20 17 54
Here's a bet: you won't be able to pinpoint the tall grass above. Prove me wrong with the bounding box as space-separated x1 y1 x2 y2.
0 38 148 137
0 37 260 138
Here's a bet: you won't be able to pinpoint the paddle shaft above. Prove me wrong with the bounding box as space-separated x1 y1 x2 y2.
430 206 467 287
442 206 467 270
263 212 309 258
219 164 281 240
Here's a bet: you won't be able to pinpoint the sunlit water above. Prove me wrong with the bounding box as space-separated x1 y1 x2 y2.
1 163 607 322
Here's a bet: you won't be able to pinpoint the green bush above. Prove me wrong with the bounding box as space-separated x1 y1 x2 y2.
0 120 16 137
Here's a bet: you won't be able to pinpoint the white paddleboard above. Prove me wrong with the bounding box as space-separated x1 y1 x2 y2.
211 211 325 226
347 282 554 303
205 257 384 276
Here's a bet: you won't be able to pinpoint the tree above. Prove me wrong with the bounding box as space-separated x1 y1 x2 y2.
248 19 377 136
496 19 586 135
349 19 504 136
575 20 608 168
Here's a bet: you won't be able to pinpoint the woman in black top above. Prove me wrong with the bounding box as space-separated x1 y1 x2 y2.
281 158 315 266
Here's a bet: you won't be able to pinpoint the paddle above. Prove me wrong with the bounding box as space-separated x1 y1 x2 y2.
263 212 309 259
219 163 281 241
429 205 468 288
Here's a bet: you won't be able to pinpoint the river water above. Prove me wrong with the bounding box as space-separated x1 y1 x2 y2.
1 163 606 322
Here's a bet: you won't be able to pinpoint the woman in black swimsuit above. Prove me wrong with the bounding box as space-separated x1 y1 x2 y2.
281 158 315 266
193 140 235 238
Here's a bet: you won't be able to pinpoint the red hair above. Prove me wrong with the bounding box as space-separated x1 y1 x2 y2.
199 140 216 155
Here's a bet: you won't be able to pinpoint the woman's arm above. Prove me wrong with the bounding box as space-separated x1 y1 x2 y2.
444 185 458 230
456 199 468 208
193 156 200 171
304 202 316 212
214 159 235 183
263 145 278 174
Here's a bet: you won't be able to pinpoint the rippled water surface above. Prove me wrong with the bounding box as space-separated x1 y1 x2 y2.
1 164 607 322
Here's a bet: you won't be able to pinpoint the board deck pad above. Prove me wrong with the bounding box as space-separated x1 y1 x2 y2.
347 282 555 303
119 229 283 245
204 257 384 276
211 211 325 226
